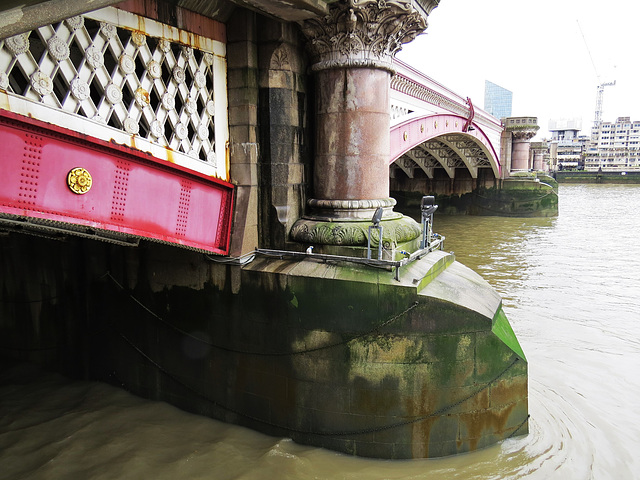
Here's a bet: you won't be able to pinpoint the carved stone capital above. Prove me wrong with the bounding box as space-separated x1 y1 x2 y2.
300 0 431 73
511 130 538 142
290 215 421 247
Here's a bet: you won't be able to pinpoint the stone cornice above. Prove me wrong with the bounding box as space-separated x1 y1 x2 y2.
300 0 430 73
390 73 469 117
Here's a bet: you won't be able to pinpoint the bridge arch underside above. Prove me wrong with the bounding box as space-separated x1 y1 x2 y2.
390 133 499 198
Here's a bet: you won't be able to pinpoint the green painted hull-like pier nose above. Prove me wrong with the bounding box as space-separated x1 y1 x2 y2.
230 251 528 458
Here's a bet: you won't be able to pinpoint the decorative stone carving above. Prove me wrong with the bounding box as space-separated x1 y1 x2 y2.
70 78 90 100
105 83 122 104
161 92 175 110
47 35 69 62
134 87 149 107
6 33 30 56
131 31 146 47
123 117 139 134
65 16 84 31
99 22 116 40
185 97 197 115
173 66 185 84
194 70 206 89
291 221 367 246
119 54 135 75
30 71 53 96
271 47 290 69
175 122 188 140
206 100 215 116
147 60 162 79
182 46 193 59
511 130 538 141
301 0 429 73
150 120 163 138
85 46 104 70
158 39 171 53
290 215 421 247
0 72 9 90
198 124 209 140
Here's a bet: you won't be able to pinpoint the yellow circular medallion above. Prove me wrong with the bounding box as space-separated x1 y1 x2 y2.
67 167 92 194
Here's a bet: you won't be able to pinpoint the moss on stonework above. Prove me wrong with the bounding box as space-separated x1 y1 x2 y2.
392 175 558 217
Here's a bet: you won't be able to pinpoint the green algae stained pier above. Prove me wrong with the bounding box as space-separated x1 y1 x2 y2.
219 250 529 458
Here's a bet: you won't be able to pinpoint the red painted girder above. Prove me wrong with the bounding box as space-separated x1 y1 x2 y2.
0 110 234 255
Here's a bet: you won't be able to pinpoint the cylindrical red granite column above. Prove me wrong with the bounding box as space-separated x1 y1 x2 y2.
511 135 532 171
532 148 546 171
298 0 431 222
314 67 390 201
291 0 436 246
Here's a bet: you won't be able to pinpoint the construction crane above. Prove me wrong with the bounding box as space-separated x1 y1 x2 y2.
577 20 615 127
594 81 615 127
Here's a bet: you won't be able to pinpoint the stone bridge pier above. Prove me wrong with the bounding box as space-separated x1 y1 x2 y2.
291 0 439 254
505 117 540 172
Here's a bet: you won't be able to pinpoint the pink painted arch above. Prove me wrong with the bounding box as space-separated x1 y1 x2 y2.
390 114 501 178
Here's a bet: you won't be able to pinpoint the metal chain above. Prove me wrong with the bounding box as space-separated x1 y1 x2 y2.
317 356 521 437
506 414 530 439
104 271 419 357
114 315 523 439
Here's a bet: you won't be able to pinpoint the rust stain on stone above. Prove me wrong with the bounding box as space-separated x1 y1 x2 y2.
461 403 515 451
406 382 438 458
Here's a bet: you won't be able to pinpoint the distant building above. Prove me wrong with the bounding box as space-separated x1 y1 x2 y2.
585 117 640 171
548 118 589 170
484 80 512 119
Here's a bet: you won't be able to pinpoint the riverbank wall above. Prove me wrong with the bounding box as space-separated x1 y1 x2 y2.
555 171 640 184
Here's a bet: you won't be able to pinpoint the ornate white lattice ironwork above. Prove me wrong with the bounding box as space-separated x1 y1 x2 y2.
0 8 228 179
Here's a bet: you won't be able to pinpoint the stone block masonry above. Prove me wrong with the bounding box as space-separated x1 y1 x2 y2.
0 222 527 459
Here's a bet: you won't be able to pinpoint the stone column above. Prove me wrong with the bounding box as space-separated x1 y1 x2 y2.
530 142 548 171
227 10 259 257
291 0 438 251
511 131 537 171
314 67 390 204
505 117 539 173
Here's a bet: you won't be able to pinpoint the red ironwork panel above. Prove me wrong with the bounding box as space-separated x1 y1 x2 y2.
0 110 234 255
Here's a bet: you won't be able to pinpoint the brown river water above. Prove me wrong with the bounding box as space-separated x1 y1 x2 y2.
1 183 639 479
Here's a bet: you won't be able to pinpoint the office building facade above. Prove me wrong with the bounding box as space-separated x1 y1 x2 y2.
484 80 512 120
586 117 640 171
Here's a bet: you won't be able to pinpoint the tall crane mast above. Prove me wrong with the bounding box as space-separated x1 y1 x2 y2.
594 81 615 128
577 20 615 127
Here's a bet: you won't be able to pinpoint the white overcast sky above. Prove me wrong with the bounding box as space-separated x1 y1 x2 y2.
397 0 640 139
